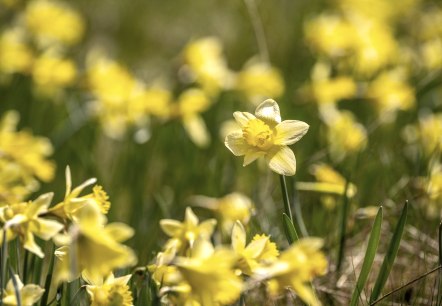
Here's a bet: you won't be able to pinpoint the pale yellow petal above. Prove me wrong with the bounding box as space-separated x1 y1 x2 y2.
27 192 53 217
225 132 248 156
24 232 44 258
159 220 183 237
33 218 64 240
292 281 321 306
243 150 265 166
182 115 210 148
198 219 217 239
274 120 309 145
185 207 199 227
266 147 297 176
233 112 255 126
254 99 281 124
244 236 268 258
104 222 134 242
231 221 246 252
191 238 214 259
21 284 45 305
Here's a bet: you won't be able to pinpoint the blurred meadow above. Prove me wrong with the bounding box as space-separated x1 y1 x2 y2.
0 0 442 305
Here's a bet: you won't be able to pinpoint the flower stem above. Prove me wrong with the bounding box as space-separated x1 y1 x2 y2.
279 175 293 221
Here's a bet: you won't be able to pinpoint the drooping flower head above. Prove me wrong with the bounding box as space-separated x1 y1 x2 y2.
225 99 309 176
2 275 44 306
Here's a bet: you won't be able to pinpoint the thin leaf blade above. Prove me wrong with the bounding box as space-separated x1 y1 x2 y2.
282 213 298 244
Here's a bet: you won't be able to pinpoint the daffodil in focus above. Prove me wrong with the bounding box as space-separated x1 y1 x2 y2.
0 193 63 258
85 273 133 306
191 192 254 233
172 239 243 306
49 166 110 221
2 275 44 306
231 221 278 275
0 111 55 204
160 207 216 255
236 61 285 105
25 0 84 47
254 238 327 306
225 99 309 176
54 203 136 284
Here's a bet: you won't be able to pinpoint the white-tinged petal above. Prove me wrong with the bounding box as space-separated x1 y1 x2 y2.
33 218 64 240
233 112 255 126
243 150 265 166
274 120 309 145
65 166 72 198
27 193 54 218
266 147 297 176
243 236 268 258
21 284 45 305
24 232 44 258
198 219 217 239
255 99 281 124
182 115 210 148
225 132 248 156
231 221 246 252
185 207 199 227
104 223 134 242
159 220 183 237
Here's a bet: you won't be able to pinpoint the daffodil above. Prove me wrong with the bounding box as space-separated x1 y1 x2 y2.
53 204 137 284
254 238 327 306
85 273 134 306
2 275 44 306
160 207 216 255
191 192 254 233
0 28 33 75
231 221 278 275
225 99 309 176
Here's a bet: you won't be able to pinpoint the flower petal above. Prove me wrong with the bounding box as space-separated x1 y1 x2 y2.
254 99 281 124
21 284 45 305
225 132 248 156
233 112 255 126
274 120 309 145
33 218 64 240
182 115 210 148
231 221 246 252
266 147 297 176
160 220 183 237
243 150 265 166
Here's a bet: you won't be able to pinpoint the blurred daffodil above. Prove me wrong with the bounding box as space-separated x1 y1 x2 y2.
231 221 278 275
85 273 133 306
2 275 44 306
191 192 254 233
254 238 327 306
160 207 216 255
0 193 63 258
0 28 33 75
225 99 309 176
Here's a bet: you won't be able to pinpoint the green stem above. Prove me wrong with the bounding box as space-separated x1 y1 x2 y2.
1 230 8 303
336 179 351 273
279 175 293 221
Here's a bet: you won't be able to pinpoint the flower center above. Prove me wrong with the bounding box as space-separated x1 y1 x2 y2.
242 119 274 150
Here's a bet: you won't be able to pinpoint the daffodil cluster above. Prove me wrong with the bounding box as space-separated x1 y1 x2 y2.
149 206 327 305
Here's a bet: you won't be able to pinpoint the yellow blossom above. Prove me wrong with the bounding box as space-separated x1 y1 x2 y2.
2 275 44 306
0 28 33 74
54 204 137 284
225 99 309 176
0 111 55 204
0 193 64 257
184 37 233 96
421 39 442 70
254 238 327 306
25 0 84 46
236 61 285 105
231 221 278 275
418 113 442 156
32 52 77 92
49 166 110 221
191 192 254 233
160 207 216 255
85 273 133 306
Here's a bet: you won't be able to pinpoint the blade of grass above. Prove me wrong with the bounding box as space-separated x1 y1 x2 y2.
279 175 293 222
350 206 383 306
289 176 308 237
369 201 408 304
336 179 351 273
1 230 9 303
282 213 299 244
9 266 22 306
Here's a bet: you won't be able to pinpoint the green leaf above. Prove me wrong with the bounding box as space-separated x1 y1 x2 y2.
336 179 351 273
369 201 408 304
282 213 298 244
350 207 383 306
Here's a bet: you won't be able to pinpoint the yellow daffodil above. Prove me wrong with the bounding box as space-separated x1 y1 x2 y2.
0 28 33 75
172 239 243 306
2 275 44 306
0 193 64 258
254 238 327 306
160 207 216 255
231 221 278 275
225 99 309 176
236 61 285 105
191 192 254 233
0 111 55 204
49 166 110 221
85 273 133 306
54 204 137 284
25 0 84 47
418 113 442 156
